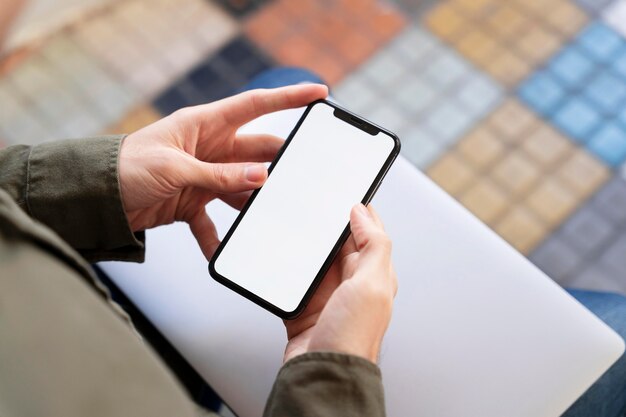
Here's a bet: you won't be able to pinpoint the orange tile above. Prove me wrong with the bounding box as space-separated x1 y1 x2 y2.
557 150 610 198
483 50 531 86
525 179 578 227
543 1 588 37
333 28 380 68
427 153 477 196
306 52 347 85
521 125 572 167
487 100 538 144
455 27 500 66
365 4 407 43
515 26 562 65
425 3 468 41
456 126 505 170
276 0 324 20
273 30 320 66
244 3 293 47
308 12 347 46
494 207 547 254
485 4 529 41
491 151 541 197
337 0 381 20
459 179 510 225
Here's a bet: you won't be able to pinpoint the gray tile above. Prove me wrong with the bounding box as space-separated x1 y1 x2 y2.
393 75 438 115
559 206 614 257
456 73 503 119
529 236 580 284
424 101 473 145
362 50 408 88
399 125 444 169
599 233 626 274
575 0 615 13
422 51 471 88
387 25 440 65
365 105 408 133
592 176 626 224
568 264 626 295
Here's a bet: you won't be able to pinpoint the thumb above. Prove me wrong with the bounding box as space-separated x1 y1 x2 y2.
350 204 391 264
186 160 268 193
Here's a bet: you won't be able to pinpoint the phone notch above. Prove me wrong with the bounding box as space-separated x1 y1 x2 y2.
333 108 380 136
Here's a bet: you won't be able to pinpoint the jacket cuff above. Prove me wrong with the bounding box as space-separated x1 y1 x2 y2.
264 352 386 417
26 136 144 262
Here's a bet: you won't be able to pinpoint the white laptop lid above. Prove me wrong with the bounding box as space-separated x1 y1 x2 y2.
100 107 624 417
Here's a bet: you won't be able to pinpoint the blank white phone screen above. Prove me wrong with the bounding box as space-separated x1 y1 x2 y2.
213 102 396 313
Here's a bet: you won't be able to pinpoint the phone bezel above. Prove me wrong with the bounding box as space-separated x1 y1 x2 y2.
208 99 401 319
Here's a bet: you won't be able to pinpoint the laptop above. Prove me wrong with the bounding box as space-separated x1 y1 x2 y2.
101 107 624 417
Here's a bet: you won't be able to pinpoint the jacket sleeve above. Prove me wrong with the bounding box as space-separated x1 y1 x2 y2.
0 136 144 262
264 352 386 417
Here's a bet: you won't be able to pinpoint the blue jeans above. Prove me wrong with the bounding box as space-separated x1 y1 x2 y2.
244 67 626 417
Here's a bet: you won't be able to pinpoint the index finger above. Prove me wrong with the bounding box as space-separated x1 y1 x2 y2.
218 84 328 126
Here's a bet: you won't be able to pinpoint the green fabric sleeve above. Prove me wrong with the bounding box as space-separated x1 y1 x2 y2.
264 352 386 417
0 136 144 262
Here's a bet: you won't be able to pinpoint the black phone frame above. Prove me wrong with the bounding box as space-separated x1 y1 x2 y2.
208 99 401 319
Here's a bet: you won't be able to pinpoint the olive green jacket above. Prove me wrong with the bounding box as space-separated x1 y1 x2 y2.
0 136 385 417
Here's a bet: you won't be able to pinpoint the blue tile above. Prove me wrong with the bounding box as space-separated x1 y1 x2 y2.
552 98 601 142
584 71 626 113
154 87 191 115
518 71 565 115
577 23 624 63
619 107 626 127
587 123 626 166
548 47 595 88
611 46 626 79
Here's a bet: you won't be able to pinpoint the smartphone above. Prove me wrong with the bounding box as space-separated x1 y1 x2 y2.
209 99 400 319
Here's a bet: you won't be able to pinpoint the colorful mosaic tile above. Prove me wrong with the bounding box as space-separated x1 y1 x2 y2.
519 22 626 167
425 0 588 86
427 99 610 254
333 25 502 168
245 0 407 85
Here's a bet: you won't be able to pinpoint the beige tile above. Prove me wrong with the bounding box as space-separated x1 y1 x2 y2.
544 1 588 37
557 150 610 198
455 27 500 65
459 179 509 225
482 50 531 86
521 124 573 167
492 151 541 197
106 104 162 134
515 26 562 65
494 206 547 254
487 100 538 144
525 179 578 227
425 3 468 41
513 0 553 15
452 0 497 17
485 3 529 41
457 126 505 170
427 153 477 196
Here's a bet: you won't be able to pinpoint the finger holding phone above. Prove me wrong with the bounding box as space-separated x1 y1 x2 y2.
118 85 398 363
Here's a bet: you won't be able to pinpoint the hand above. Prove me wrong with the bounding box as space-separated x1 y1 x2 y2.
284 204 397 364
119 84 328 259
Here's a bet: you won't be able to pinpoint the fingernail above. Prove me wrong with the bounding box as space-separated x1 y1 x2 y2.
245 164 266 182
356 204 371 220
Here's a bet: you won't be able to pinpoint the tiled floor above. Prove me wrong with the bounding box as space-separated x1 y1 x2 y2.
1 0 625 297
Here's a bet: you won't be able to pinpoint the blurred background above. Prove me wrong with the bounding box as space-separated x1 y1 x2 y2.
1 0 625 298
